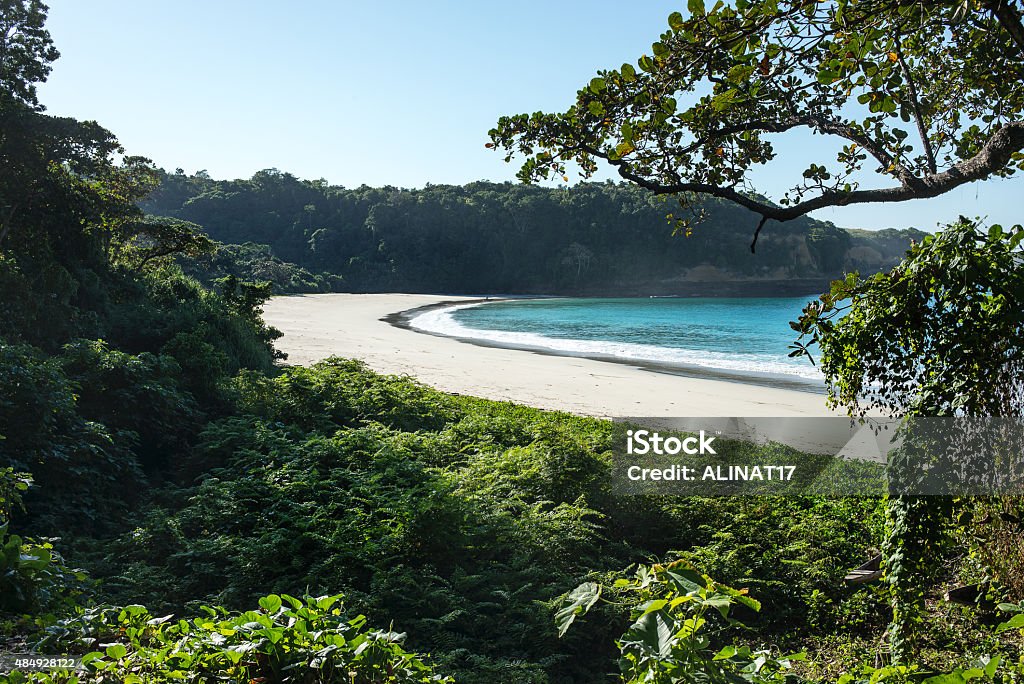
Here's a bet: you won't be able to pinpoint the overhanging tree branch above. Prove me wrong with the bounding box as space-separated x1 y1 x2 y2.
602 121 1024 251
491 0 1024 251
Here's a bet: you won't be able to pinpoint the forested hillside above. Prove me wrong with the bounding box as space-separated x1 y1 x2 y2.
144 170 925 295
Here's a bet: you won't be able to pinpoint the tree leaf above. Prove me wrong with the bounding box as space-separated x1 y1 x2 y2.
554 582 602 637
996 613 1024 633
629 611 676 658
259 594 283 613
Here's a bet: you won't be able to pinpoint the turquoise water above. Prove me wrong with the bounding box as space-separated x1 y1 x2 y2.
409 297 823 382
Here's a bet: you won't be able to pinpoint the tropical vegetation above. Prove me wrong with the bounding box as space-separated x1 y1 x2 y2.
489 0 1024 248
144 170 922 296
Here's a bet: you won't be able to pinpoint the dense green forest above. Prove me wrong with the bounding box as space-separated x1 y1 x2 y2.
179 240 343 295
144 170 925 295
3 1 1024 683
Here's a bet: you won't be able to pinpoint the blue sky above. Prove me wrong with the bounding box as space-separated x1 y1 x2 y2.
39 0 1020 231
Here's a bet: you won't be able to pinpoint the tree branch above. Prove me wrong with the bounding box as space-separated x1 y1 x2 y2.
601 121 1024 249
132 242 189 273
986 0 1024 53
633 112 916 188
894 32 937 175
751 215 770 253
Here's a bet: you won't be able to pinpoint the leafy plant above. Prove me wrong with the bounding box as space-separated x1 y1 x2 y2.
793 217 1024 418
19 593 450 683
794 217 1024 661
555 560 804 684
0 469 89 617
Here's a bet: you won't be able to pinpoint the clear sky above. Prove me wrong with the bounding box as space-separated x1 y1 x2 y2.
39 0 1020 231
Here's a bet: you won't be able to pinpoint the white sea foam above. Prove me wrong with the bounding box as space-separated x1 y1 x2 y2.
409 302 824 381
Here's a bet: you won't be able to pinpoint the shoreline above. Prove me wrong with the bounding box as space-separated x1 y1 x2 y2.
386 299 825 395
262 293 835 418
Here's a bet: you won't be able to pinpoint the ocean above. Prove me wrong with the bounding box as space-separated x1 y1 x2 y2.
409 297 825 385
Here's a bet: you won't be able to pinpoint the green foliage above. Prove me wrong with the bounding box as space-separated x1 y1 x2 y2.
142 171 921 295
968 498 1024 600
90 363 613 682
181 241 342 294
837 654 1015 684
0 344 79 464
78 360 892 683
0 0 60 108
1 74 130 258
557 560 803 684
11 283 263 543
489 1 1024 230
678 497 887 635
794 216 1024 662
828 651 1010 684
213 275 285 360
110 215 215 273
17 594 449 683
0 526 88 618
0 341 144 535
997 600 1024 635
120 267 282 375
795 217 1024 418
561 563 1024 684
231 358 458 433
0 467 31 520
881 495 957 661
0 470 89 618
57 339 201 466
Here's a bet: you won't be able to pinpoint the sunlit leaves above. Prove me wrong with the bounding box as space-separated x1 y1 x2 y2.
37 593 450 682
489 0 1024 225
554 581 601 636
794 217 1024 418
555 560 801 684
0 0 61 107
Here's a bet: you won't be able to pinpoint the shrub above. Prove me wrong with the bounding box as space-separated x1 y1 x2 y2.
0 343 144 535
21 593 450 683
554 560 803 684
0 469 89 619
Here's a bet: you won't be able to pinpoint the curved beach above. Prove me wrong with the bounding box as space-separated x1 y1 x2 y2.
262 293 834 418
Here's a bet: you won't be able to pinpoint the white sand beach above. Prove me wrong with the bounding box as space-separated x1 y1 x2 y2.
262 293 834 418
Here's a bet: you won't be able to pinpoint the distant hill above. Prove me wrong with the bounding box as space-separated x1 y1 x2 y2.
844 227 931 273
144 169 926 296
